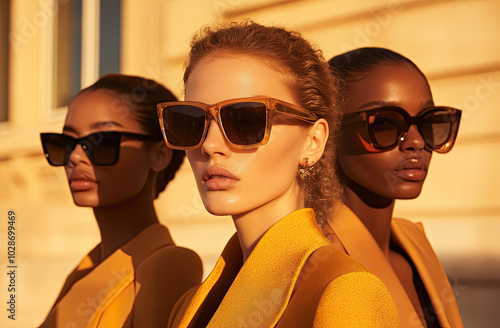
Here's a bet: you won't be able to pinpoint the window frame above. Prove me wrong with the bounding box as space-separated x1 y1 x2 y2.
0 0 10 125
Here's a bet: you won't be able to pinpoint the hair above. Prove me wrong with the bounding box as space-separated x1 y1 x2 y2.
329 47 429 114
183 20 344 223
79 74 185 199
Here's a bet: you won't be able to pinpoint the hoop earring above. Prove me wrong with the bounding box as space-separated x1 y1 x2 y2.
298 158 314 180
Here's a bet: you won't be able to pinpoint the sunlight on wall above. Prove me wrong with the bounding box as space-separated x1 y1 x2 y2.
0 1 498 327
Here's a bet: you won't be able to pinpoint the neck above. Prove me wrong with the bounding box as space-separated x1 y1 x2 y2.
344 185 395 257
93 186 159 262
233 183 304 262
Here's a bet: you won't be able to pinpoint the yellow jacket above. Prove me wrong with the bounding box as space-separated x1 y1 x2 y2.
169 208 400 327
39 223 202 327
323 203 463 328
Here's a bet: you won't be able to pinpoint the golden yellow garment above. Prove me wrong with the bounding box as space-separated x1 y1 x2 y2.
323 203 463 328
39 223 202 328
169 208 400 328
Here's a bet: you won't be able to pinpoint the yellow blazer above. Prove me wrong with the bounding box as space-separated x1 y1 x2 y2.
169 208 400 328
324 204 463 328
40 223 202 328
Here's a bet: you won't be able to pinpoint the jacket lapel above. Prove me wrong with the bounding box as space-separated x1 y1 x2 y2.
391 220 454 328
209 208 328 327
326 204 423 328
179 209 329 328
48 247 135 326
44 224 174 327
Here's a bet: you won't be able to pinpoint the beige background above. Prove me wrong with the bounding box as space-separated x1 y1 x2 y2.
1 0 499 327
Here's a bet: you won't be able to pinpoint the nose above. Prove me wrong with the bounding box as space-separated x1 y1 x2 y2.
200 118 231 158
399 124 425 152
67 144 91 166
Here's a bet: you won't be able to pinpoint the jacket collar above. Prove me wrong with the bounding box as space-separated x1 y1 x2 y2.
46 224 174 326
325 203 454 328
178 208 330 328
391 220 457 328
326 203 420 327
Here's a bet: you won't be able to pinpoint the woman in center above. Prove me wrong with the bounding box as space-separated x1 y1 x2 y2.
159 21 399 327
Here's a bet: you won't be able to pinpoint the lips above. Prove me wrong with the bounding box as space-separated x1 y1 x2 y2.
202 165 240 191
393 158 427 181
69 170 97 191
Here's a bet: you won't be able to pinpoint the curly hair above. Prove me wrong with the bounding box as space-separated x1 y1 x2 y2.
80 74 185 199
183 21 344 223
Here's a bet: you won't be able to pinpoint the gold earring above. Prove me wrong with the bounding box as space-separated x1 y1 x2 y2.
298 158 314 180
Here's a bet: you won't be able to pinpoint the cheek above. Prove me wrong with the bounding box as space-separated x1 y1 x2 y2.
340 151 398 195
341 153 388 182
185 150 204 181
95 149 152 202
248 128 304 187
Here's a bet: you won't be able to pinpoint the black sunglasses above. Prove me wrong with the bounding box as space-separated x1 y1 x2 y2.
40 131 161 166
156 97 318 150
343 106 462 153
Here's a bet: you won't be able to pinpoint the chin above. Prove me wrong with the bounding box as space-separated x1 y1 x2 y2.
203 203 233 216
72 198 98 208
201 196 250 217
392 189 423 200
73 193 99 207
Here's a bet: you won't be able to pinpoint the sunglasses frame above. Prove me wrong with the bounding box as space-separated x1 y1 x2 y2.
343 106 462 153
40 131 160 166
156 97 319 150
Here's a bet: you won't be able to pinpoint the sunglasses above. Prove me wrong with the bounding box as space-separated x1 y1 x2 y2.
40 131 160 166
156 97 318 150
343 106 462 153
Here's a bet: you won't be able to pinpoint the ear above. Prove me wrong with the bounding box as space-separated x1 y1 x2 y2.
148 141 173 173
301 118 328 166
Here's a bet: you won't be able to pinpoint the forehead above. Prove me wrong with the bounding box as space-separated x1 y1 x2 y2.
185 54 296 105
64 89 143 133
347 64 433 114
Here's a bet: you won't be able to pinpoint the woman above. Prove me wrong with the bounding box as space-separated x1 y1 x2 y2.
325 47 463 328
159 22 399 327
39 74 202 327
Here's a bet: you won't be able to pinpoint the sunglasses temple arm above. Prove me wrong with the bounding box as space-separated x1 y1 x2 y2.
342 112 366 125
275 103 318 122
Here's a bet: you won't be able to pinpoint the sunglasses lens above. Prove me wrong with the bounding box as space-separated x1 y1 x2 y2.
419 109 459 151
220 102 267 146
84 132 121 165
369 111 406 149
41 134 75 166
162 105 206 148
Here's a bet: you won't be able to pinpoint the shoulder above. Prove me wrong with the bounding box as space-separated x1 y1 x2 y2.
308 244 366 277
129 246 202 326
315 271 400 327
135 245 202 282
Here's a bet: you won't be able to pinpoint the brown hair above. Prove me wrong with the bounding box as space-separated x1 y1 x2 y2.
80 74 184 199
184 21 343 223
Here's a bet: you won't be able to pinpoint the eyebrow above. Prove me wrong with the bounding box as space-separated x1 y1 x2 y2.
63 121 125 133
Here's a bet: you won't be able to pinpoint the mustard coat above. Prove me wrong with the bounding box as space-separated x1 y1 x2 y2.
323 204 463 328
169 208 400 328
39 223 202 327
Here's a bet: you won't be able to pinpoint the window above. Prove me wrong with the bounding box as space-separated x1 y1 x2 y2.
52 0 82 109
0 0 10 122
42 0 121 118
99 0 121 76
